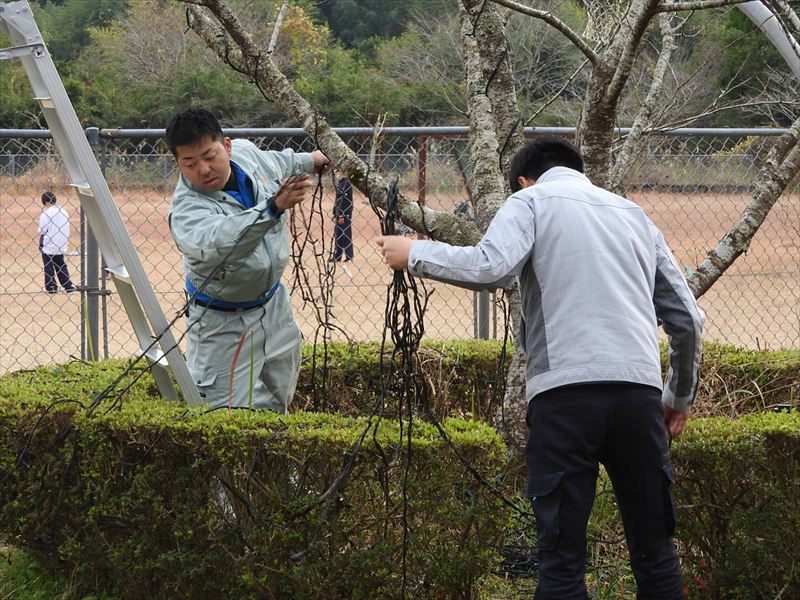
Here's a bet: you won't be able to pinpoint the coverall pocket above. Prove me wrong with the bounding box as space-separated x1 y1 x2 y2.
190 371 218 402
660 462 677 537
527 471 564 551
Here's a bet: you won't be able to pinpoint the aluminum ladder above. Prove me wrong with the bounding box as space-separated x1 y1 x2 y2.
0 0 201 405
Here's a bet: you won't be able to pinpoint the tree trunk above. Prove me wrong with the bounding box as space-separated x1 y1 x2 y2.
578 0 660 185
458 1 508 231
460 0 531 455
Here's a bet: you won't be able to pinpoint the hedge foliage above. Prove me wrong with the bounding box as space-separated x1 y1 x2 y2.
0 361 513 600
294 340 800 598
296 340 799 420
295 340 509 422
0 342 798 599
673 411 800 599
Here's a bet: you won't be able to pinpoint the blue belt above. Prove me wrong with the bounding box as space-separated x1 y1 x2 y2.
188 281 281 311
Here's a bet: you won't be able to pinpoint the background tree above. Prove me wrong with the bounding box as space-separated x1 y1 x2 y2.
0 0 125 127
78 0 291 126
34 0 127 63
0 60 40 127
315 0 450 49
712 9 789 126
2 0 796 130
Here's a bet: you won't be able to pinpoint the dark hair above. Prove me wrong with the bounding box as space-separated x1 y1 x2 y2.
164 107 224 156
41 191 57 205
508 137 584 192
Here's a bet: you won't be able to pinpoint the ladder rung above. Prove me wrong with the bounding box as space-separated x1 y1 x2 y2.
144 348 168 366
70 183 94 197
34 97 55 109
106 265 130 282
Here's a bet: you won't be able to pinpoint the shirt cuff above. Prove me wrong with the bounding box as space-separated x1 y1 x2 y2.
407 240 431 277
297 152 316 174
266 196 284 218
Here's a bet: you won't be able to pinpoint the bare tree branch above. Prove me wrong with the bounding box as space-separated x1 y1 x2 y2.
769 0 800 66
651 24 764 125
688 115 800 297
606 0 662 108
774 0 800 35
655 99 792 130
525 58 590 126
656 0 752 12
267 0 289 54
610 12 680 193
488 0 598 63
180 0 481 245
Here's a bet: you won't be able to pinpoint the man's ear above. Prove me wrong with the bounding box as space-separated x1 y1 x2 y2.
223 137 233 154
517 176 536 189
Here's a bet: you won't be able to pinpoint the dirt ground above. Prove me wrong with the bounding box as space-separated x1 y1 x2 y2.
1 176 798 374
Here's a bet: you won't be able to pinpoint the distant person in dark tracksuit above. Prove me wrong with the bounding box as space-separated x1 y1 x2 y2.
331 168 353 262
377 138 704 600
38 191 76 294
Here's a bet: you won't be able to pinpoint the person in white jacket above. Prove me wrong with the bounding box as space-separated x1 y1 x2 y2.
166 108 328 412
38 191 76 294
377 138 703 600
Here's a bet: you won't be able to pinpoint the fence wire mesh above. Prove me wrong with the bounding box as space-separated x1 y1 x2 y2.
1 127 798 374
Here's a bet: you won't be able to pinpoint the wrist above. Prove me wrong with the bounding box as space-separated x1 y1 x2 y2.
267 195 284 217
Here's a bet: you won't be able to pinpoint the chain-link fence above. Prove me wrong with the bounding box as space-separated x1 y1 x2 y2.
1 127 798 374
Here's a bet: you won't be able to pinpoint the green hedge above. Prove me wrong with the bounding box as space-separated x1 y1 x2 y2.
296 340 509 421
672 411 800 599
295 340 799 420
577 412 800 598
0 361 513 600
1 343 798 599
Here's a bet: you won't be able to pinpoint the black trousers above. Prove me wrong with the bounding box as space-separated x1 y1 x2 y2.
526 383 684 600
332 219 353 261
42 253 75 291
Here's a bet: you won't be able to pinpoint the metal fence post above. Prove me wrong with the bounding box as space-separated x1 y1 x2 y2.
98 132 110 359
477 290 490 340
83 127 102 360
417 135 427 206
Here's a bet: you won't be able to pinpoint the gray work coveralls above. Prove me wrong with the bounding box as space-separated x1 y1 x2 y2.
169 139 316 412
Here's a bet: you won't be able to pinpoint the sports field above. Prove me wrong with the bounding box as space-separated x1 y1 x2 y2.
1 176 798 373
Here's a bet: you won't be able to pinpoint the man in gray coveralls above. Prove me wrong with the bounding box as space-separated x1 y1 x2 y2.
167 107 328 412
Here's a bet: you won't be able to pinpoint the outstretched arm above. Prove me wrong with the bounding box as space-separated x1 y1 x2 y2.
377 193 535 292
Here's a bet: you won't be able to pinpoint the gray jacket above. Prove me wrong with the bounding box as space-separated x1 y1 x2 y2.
169 139 314 303
408 167 704 411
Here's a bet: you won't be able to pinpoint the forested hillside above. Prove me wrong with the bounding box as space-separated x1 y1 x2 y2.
0 0 795 128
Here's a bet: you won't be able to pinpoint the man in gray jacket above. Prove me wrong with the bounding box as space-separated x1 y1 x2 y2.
377 138 703 600
166 107 328 412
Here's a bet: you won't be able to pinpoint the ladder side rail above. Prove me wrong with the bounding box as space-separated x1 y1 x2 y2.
1 1 201 405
